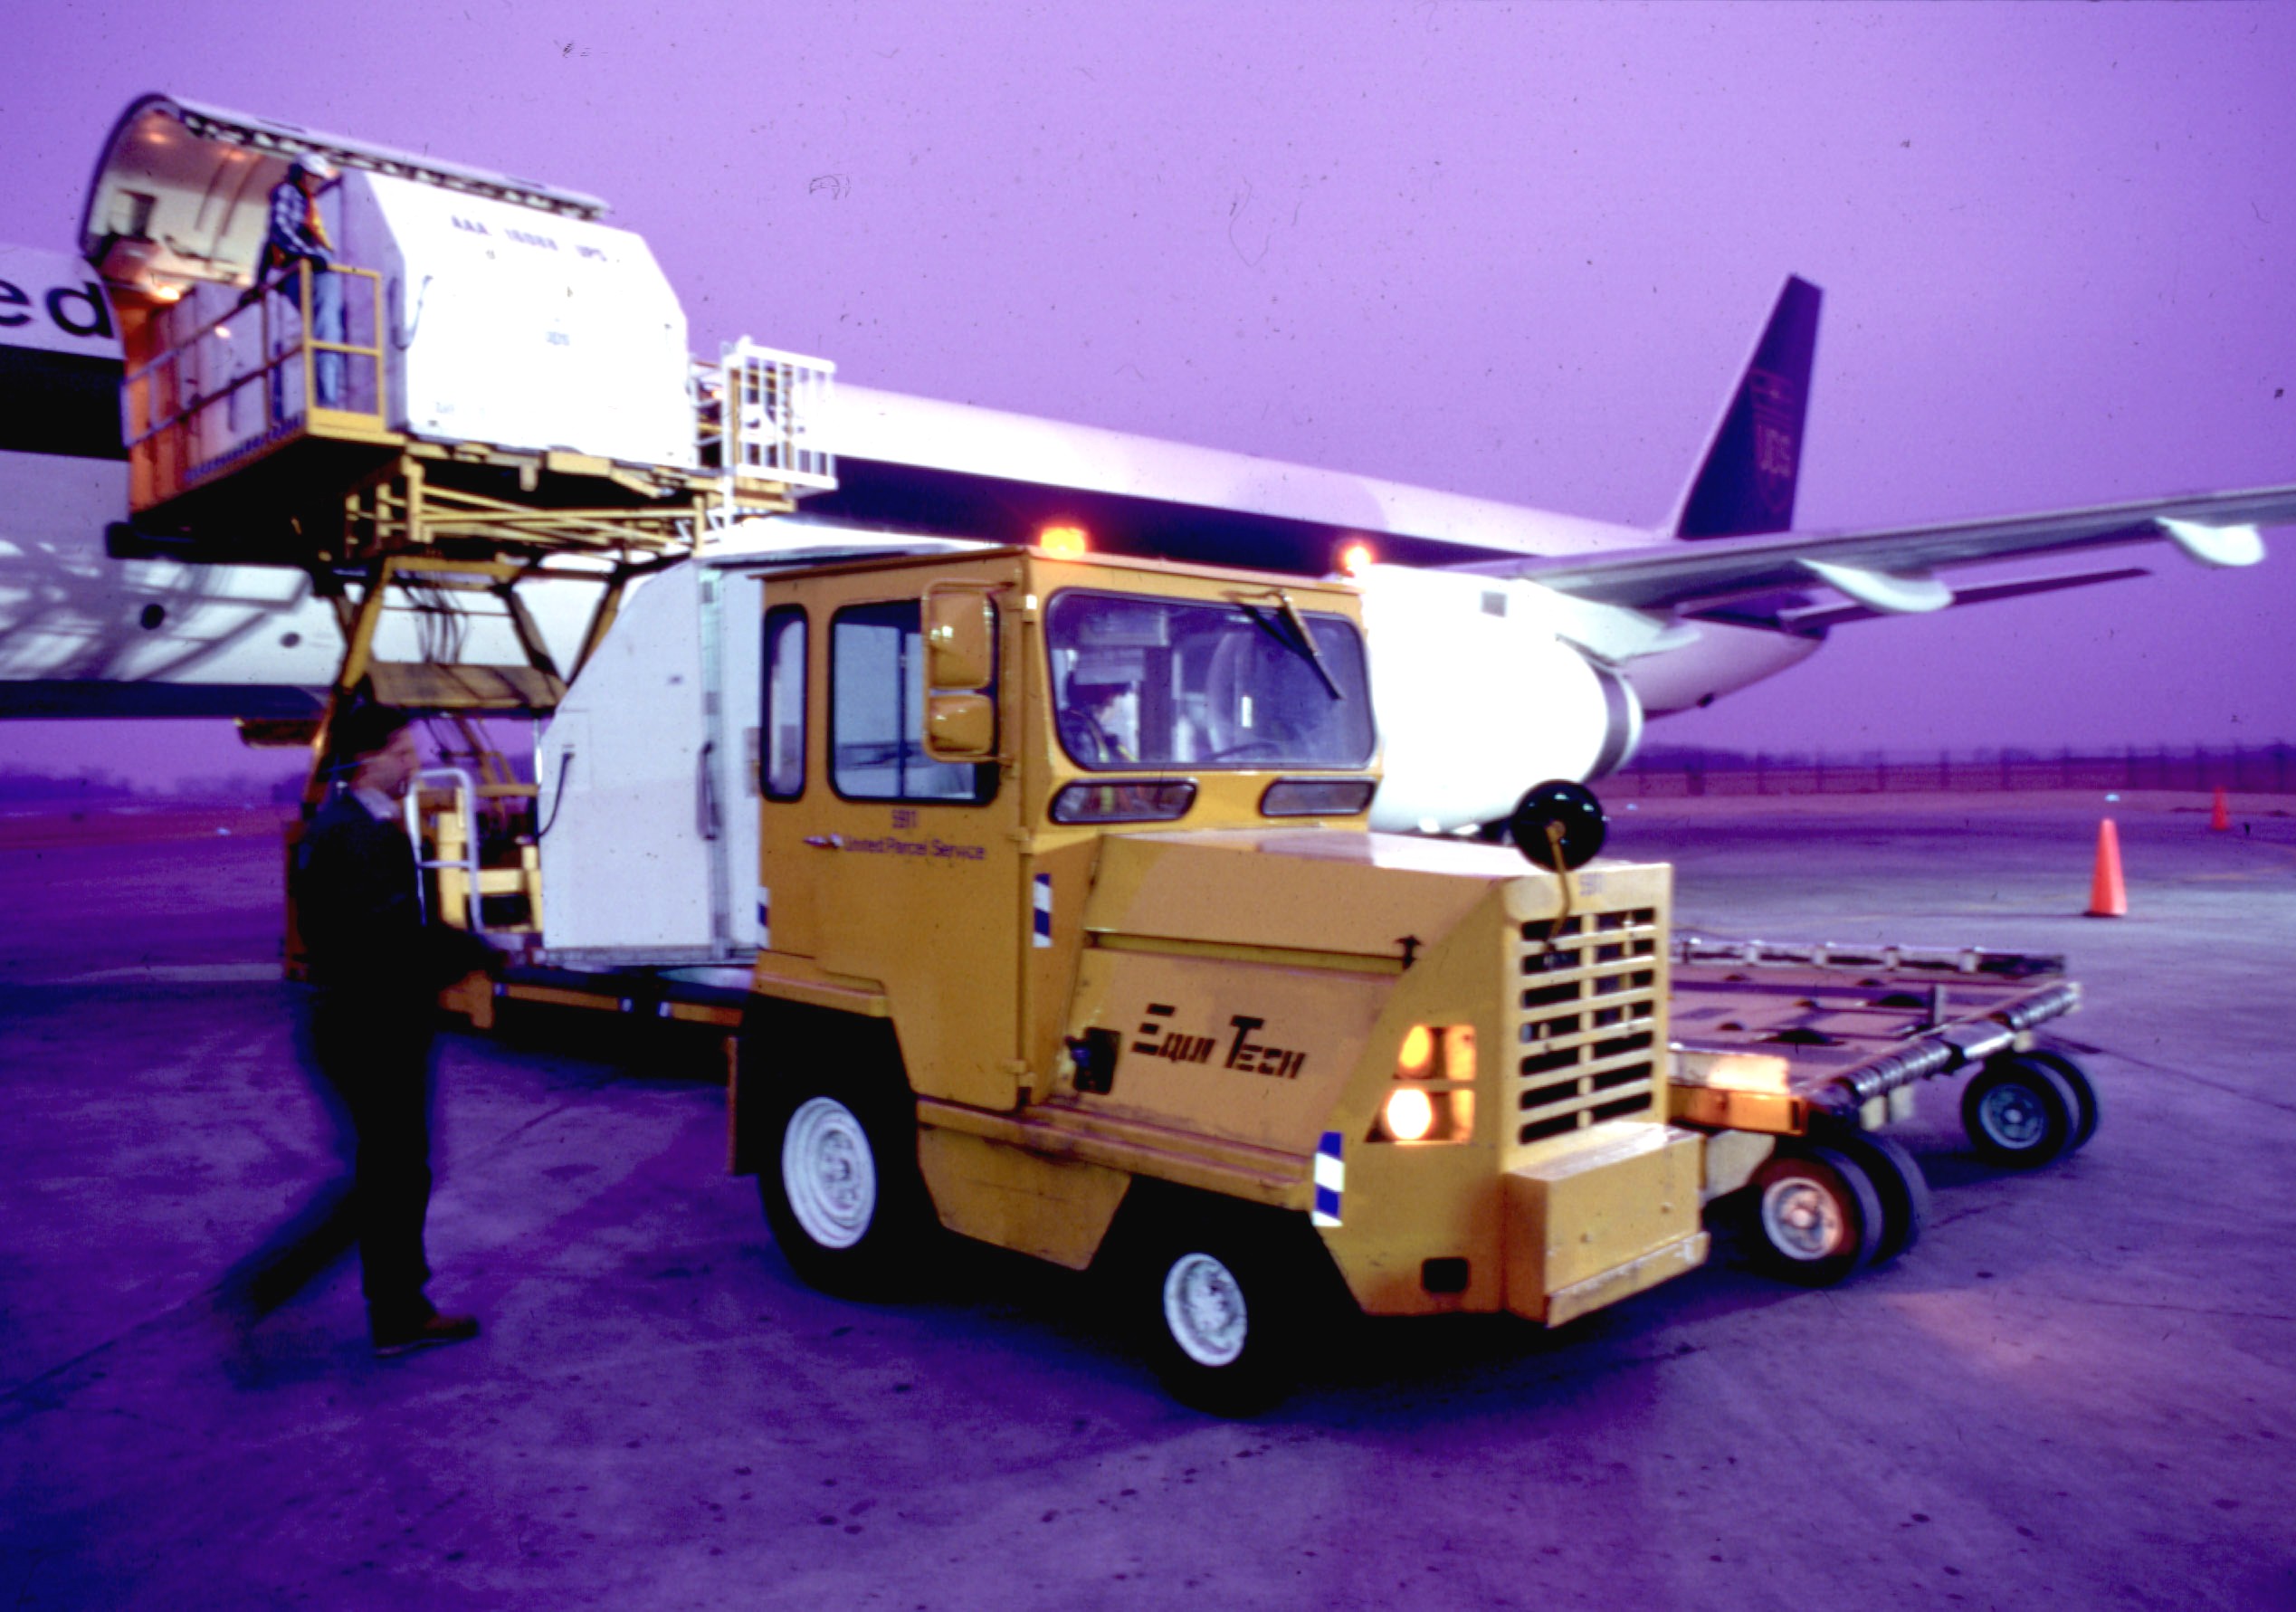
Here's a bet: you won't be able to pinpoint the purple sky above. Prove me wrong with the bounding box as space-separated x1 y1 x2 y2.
4 2 2291 783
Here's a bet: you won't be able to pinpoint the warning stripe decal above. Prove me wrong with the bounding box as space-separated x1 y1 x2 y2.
1311 1130 1344 1226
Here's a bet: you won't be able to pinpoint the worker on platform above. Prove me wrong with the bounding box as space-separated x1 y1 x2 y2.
263 152 344 414
293 703 499 1355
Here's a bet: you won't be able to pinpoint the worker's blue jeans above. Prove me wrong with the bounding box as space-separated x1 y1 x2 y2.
272 262 344 419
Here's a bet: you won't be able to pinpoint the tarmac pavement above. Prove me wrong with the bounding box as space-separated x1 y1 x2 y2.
2 795 2292 1610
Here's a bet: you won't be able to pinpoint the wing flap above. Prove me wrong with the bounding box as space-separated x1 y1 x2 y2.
1698 566 2155 634
1491 486 2295 612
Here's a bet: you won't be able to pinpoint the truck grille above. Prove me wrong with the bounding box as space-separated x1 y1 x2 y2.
1510 907 1664 1149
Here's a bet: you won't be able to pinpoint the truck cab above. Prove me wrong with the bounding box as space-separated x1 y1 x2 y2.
749 545 1381 1109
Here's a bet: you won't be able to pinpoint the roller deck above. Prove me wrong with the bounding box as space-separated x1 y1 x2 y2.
1664 937 2082 1137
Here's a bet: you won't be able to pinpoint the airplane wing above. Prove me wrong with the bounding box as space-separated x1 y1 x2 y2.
1483 485 2293 617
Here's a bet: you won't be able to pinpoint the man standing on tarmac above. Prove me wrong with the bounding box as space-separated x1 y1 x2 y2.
294 704 497 1355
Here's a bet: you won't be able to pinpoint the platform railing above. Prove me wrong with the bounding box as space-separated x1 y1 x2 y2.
702 337 837 510
120 262 388 508
405 765 481 930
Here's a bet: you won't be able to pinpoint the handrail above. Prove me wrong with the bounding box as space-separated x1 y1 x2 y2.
123 262 387 463
712 338 837 518
404 765 484 931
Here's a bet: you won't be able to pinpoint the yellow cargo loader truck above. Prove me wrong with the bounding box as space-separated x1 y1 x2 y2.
509 533 2090 1411
72 95 2089 1410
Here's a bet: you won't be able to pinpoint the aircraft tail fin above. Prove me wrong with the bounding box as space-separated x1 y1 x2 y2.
1669 274 1822 539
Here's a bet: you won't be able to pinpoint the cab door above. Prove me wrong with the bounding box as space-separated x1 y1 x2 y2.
757 568 1024 1110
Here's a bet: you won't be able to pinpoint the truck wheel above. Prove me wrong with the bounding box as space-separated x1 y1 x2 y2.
2021 1048 2101 1151
1961 1056 2080 1169
1141 1219 1303 1416
759 1073 928 1297
1828 1130 1930 1265
1748 1145 1885 1287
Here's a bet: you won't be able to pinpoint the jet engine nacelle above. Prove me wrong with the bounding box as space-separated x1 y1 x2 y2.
1354 564 1644 835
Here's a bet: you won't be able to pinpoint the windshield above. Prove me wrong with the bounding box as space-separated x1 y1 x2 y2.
1046 589 1377 770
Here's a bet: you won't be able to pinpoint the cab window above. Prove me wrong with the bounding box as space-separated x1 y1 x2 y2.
762 606 805 801
1046 590 1375 771
830 600 996 803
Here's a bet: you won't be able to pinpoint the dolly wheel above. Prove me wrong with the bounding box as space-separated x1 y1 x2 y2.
1962 1056 2081 1169
1748 1145 1886 1288
2020 1049 2101 1152
1829 1130 1930 1265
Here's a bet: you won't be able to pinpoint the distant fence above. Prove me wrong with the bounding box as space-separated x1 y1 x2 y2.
1612 743 2296 797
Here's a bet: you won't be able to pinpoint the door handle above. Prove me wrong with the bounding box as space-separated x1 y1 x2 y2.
804 834 843 850
697 740 719 842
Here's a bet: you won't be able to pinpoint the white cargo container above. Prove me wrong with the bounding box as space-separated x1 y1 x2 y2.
535 525 986 963
335 173 694 466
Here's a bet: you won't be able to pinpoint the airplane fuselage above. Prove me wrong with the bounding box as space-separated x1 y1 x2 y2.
0 239 1816 832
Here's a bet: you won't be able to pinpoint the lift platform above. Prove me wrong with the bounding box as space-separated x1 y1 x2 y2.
80 95 837 957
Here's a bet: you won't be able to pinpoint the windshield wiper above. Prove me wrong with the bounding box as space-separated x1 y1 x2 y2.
1237 590 1346 701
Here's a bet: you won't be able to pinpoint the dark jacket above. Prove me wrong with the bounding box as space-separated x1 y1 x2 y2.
296 788 494 1002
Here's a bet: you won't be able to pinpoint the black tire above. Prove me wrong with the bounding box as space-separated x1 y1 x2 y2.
1827 1130 1930 1265
1747 1145 1887 1287
2021 1048 2101 1152
1961 1055 2081 1169
1137 1209 1316 1416
757 1064 930 1298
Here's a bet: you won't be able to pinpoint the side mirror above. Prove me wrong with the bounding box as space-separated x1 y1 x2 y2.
924 693 996 760
923 586 996 692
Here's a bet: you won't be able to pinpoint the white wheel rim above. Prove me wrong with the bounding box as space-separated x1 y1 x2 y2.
1760 1174 1845 1262
782 1096 876 1250
1163 1251 1248 1368
1978 1083 2046 1150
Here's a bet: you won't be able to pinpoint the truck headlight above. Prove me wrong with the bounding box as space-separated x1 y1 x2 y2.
1384 1087 1436 1141
1371 1024 1476 1143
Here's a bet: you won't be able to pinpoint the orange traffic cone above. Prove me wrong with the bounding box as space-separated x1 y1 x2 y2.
2087 818 2127 918
2210 787 2231 832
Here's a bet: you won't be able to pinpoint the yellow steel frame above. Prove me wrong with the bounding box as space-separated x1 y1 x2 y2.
332 454 718 567
304 551 585 796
